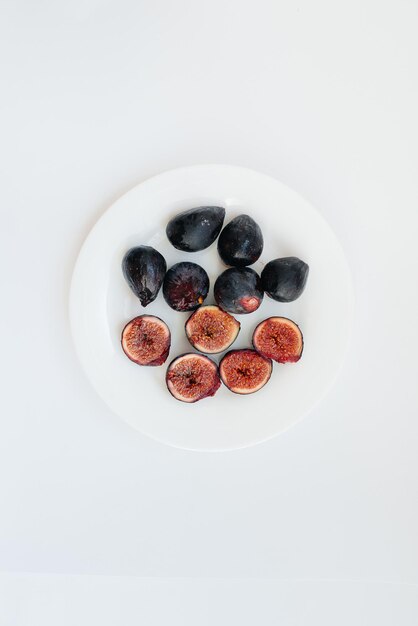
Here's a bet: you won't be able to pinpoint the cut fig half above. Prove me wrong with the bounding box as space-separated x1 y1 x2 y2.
166 353 221 403
185 305 240 354
121 315 171 366
253 317 303 363
219 349 272 395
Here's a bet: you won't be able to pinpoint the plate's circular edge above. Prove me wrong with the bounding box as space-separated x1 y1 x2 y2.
69 164 355 452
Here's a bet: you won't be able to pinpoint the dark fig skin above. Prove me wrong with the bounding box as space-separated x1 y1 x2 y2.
218 214 263 267
214 267 263 314
166 206 226 252
163 262 209 312
261 257 309 302
122 246 166 307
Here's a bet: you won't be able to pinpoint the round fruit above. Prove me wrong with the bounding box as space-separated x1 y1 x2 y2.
122 246 166 307
121 315 171 366
163 262 209 312
253 317 303 363
219 349 272 395
261 257 309 302
166 353 221 403
166 206 226 252
214 267 263 314
218 214 263 266
185 305 240 354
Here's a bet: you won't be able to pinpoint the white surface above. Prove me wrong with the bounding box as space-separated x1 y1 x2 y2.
1 575 418 626
1 0 418 621
70 165 353 450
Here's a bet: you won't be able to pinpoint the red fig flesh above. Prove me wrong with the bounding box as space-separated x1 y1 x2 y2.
121 315 171 366
253 317 303 363
185 305 240 354
166 353 221 403
219 349 272 395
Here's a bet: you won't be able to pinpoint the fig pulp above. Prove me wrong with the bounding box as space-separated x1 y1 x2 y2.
214 267 263 314
121 315 171 366
166 206 226 252
253 317 303 363
185 305 240 354
261 257 309 302
163 262 209 311
219 349 272 394
122 246 166 307
166 353 221 403
218 214 263 267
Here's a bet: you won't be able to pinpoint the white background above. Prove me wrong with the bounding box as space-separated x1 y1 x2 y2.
1 0 418 623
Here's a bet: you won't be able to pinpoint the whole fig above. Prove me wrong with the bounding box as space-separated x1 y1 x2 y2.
122 246 166 307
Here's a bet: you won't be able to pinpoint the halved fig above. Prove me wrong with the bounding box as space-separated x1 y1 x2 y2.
219 349 272 395
166 353 221 403
253 317 303 363
121 315 171 366
185 305 240 354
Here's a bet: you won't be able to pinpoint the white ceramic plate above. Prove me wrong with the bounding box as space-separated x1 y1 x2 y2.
70 165 353 451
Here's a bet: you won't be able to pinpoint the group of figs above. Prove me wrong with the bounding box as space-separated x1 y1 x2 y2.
121 206 309 403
